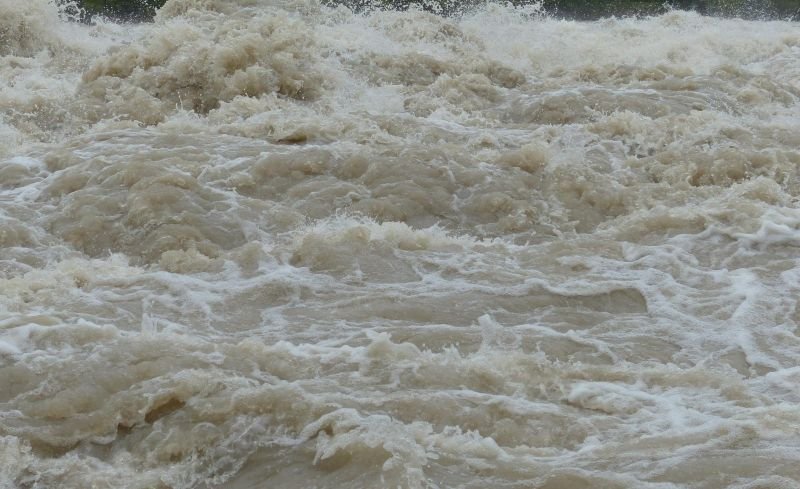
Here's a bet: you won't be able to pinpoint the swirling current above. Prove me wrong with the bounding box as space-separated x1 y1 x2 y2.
2 0 800 488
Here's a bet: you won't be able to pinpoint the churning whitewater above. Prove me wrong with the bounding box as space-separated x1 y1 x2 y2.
2 0 800 487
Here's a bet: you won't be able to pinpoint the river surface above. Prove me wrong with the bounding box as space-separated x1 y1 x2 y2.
2 1 800 488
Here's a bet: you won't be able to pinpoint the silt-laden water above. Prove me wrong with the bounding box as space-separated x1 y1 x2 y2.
2 1 800 487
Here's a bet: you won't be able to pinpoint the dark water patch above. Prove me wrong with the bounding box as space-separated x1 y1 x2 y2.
71 0 800 22
70 0 165 21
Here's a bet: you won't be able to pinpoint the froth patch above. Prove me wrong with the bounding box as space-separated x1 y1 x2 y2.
0 120 26 157
155 0 319 18
80 11 325 122
42 154 247 263
0 0 62 57
290 220 464 280
0 255 141 309
404 73 504 117
0 216 38 248
159 247 224 274
0 436 34 484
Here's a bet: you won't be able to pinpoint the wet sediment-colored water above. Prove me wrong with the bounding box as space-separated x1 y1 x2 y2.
2 1 800 487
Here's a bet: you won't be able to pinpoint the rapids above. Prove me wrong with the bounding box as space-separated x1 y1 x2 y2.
1 0 800 487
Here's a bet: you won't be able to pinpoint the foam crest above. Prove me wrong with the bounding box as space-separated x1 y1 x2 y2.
0 0 64 57
80 6 325 123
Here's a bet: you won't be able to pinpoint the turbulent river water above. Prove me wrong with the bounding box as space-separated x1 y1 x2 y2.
2 0 800 487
